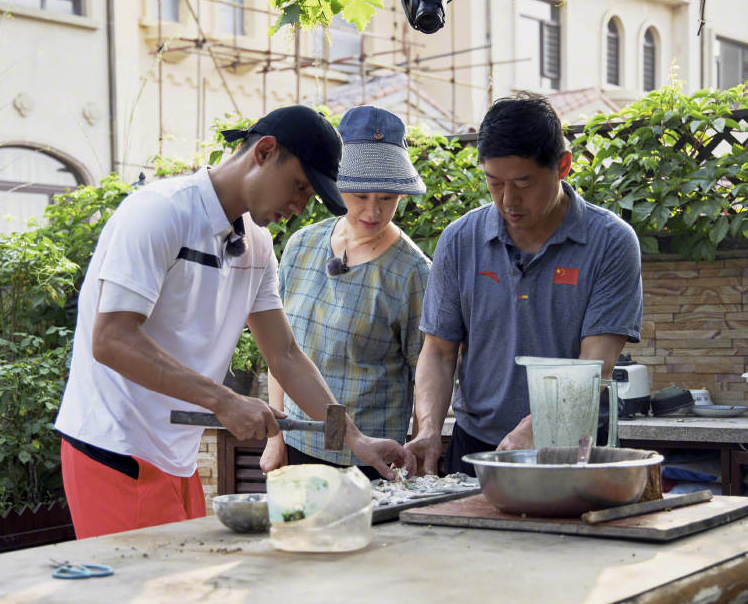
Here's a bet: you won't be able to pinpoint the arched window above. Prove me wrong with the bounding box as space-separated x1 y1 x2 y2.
0 146 82 235
606 20 620 86
643 28 657 91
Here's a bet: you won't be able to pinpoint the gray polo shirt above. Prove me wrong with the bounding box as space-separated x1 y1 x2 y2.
420 181 642 445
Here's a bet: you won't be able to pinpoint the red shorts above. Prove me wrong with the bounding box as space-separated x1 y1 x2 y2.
61 439 206 539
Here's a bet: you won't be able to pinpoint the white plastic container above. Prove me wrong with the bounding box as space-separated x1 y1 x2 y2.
515 357 618 447
266 464 372 552
690 389 713 405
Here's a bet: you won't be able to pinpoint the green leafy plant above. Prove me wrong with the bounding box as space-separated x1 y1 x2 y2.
400 131 490 257
0 232 77 354
0 329 72 514
0 174 130 513
267 0 383 35
231 328 267 376
40 174 132 288
567 82 748 261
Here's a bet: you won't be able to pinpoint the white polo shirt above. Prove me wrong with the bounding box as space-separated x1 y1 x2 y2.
55 168 282 476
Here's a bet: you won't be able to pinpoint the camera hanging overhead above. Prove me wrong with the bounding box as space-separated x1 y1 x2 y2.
401 0 453 34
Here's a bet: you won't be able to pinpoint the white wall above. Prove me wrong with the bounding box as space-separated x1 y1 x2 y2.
0 1 112 184
2 0 747 189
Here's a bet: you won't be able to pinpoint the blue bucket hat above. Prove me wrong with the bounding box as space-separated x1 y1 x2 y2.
336 106 426 196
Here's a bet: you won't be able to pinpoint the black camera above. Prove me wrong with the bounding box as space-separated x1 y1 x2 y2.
401 0 451 34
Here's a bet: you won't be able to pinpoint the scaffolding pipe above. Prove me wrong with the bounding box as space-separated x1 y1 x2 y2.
405 22 411 125
450 1 456 133
360 35 366 104
323 36 329 106
195 0 201 151
264 9 271 113
143 0 529 139
295 28 301 103
170 35 505 82
366 58 491 90
202 76 207 142
158 0 163 155
396 44 491 66
486 0 492 107
184 0 241 113
327 24 424 46
423 57 531 72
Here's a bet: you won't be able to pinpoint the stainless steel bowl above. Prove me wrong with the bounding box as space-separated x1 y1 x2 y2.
212 494 270 533
463 448 663 518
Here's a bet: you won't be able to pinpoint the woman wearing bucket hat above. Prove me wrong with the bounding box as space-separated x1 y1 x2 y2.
261 106 431 479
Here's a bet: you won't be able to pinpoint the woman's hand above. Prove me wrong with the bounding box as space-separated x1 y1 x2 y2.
260 434 288 473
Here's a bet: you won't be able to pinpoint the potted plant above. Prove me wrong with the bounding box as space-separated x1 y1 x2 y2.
224 328 267 397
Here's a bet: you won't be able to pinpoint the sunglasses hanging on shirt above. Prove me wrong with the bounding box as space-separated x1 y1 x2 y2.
226 217 248 257
326 250 349 276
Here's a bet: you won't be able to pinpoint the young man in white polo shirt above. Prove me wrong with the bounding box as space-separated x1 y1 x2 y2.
56 106 415 539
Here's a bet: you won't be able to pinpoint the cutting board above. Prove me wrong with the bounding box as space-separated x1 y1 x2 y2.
399 493 748 542
373 487 482 524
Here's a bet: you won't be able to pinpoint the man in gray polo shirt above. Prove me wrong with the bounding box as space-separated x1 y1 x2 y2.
406 95 643 475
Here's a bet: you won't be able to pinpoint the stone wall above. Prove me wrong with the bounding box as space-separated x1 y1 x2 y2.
197 430 219 514
626 251 748 405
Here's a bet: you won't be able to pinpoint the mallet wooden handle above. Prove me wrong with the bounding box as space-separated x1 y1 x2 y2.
170 410 324 433
581 489 713 525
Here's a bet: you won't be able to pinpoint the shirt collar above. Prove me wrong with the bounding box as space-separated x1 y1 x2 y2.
551 181 587 245
195 167 233 238
483 180 587 246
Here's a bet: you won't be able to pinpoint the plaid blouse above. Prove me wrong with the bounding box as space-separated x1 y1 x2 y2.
279 217 431 466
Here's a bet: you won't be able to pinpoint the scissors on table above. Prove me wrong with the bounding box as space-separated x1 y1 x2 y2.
50 559 113 580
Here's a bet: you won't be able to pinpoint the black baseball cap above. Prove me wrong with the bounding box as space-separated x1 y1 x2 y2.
222 106 346 216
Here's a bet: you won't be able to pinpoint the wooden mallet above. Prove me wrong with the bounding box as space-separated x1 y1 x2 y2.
170 404 347 450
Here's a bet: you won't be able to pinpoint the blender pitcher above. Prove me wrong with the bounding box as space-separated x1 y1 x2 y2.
515 357 618 448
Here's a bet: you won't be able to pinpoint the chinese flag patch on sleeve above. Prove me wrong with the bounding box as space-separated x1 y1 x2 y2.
553 267 579 285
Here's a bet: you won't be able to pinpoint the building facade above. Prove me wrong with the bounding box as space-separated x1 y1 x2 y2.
1 0 746 226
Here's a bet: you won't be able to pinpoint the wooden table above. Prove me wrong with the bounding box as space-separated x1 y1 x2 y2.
2 511 748 603
619 416 748 495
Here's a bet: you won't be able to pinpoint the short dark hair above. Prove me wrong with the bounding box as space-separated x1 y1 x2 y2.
477 93 566 169
234 132 291 164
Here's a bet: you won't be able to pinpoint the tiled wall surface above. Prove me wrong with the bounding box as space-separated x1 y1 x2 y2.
197 429 219 513
627 251 748 405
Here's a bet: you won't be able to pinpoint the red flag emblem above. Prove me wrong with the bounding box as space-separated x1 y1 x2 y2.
553 267 578 285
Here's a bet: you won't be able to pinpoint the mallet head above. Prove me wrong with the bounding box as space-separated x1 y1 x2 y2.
324 404 347 451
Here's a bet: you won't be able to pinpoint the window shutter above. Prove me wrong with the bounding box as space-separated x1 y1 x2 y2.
606 24 620 86
643 45 656 91
643 29 656 91
541 21 561 80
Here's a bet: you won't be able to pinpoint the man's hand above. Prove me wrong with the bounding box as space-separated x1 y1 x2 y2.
404 431 443 476
350 434 416 480
496 414 534 451
214 394 285 442
260 435 288 473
